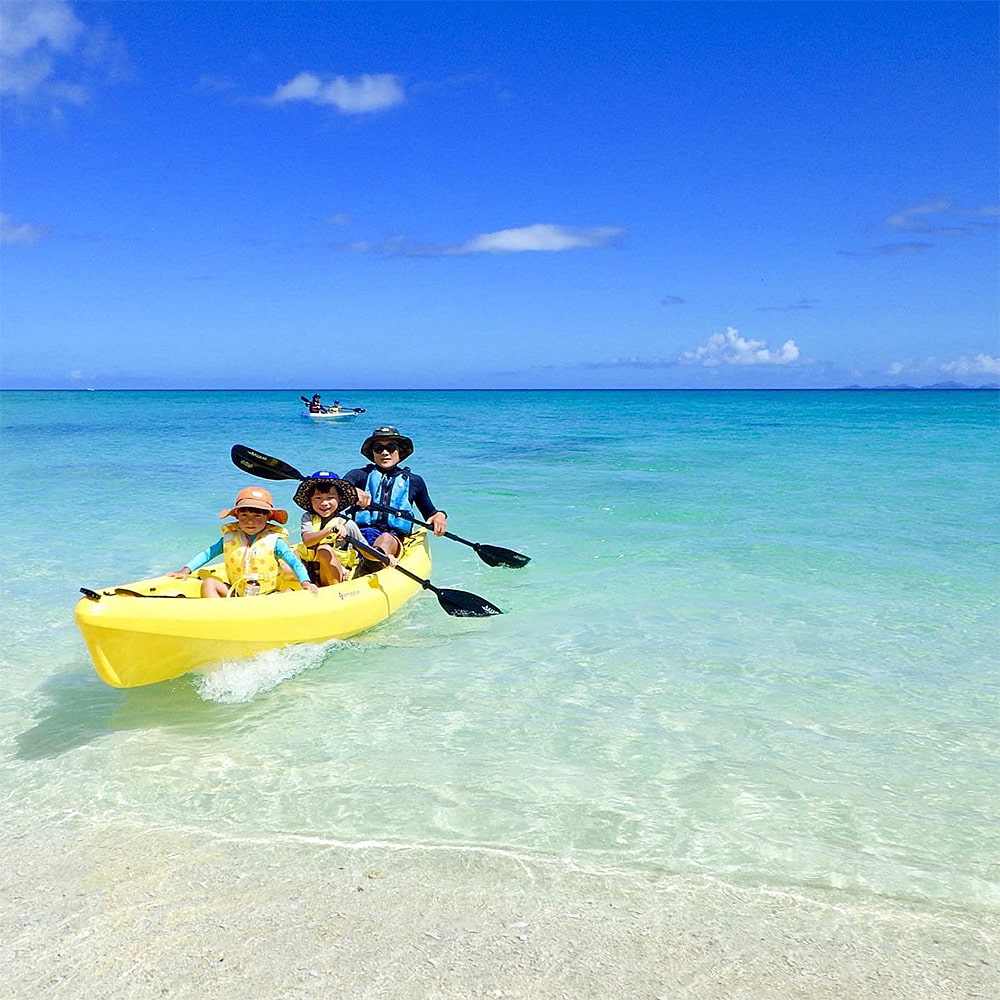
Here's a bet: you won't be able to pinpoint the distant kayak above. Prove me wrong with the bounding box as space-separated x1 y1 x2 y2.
299 394 365 419
301 407 361 420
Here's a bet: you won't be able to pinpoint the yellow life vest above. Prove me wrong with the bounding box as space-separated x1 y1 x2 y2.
295 514 359 569
221 523 288 595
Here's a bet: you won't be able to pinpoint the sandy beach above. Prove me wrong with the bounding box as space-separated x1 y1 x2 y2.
4 819 996 1000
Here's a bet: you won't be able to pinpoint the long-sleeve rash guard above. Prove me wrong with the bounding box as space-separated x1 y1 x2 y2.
182 535 311 585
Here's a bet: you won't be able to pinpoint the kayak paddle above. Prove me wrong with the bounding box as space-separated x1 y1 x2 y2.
232 444 306 482
231 444 530 568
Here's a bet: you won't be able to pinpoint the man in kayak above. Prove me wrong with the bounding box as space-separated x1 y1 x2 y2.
308 393 324 413
343 426 448 564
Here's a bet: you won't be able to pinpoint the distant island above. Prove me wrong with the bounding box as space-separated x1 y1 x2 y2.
838 382 999 391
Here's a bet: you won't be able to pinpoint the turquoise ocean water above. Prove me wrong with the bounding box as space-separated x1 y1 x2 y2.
2 389 998 923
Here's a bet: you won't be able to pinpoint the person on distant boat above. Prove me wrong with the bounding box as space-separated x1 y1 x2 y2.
342 426 448 565
308 393 323 413
292 471 395 585
167 487 318 598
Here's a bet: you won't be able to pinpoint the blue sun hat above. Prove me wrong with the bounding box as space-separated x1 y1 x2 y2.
293 471 359 512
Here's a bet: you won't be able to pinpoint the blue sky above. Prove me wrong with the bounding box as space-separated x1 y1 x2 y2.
1 0 997 389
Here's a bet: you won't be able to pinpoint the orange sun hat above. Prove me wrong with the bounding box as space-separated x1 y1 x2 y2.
218 486 289 524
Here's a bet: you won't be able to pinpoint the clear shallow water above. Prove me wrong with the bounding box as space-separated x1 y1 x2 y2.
2 389 998 915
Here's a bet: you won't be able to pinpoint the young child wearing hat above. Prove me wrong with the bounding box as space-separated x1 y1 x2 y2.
168 487 318 598
292 472 395 586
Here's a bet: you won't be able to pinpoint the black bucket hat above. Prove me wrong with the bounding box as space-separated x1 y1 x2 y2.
293 471 359 512
360 425 414 462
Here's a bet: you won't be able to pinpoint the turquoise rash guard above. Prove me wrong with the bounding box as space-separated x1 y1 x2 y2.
182 534 311 585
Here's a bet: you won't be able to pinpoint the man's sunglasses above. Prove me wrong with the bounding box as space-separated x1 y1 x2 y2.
372 442 399 453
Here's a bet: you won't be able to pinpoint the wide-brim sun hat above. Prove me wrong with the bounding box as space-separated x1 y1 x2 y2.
293 471 360 512
219 486 289 524
360 425 414 462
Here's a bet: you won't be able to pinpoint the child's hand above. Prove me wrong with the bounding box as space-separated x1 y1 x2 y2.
167 567 191 579
303 581 319 595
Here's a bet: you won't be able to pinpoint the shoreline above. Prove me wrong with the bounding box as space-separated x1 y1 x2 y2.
5 820 997 999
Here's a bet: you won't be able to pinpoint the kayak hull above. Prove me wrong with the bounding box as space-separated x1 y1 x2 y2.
301 409 359 420
75 532 430 688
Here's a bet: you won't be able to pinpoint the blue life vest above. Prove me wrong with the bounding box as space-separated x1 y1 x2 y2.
354 466 413 535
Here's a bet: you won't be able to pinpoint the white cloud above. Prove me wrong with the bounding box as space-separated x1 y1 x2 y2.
883 198 999 237
886 199 953 230
843 198 999 257
0 0 81 97
195 74 237 94
838 241 933 258
0 211 47 245
888 354 1000 379
334 223 624 256
680 327 800 367
0 1 127 112
266 72 405 113
940 354 1000 377
451 223 622 255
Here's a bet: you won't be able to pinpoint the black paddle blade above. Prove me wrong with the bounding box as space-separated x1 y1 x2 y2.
474 543 531 569
434 587 504 617
231 444 304 482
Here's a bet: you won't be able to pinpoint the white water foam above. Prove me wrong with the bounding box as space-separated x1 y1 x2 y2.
194 641 344 703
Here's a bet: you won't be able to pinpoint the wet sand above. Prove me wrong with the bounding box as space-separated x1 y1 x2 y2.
4 821 997 999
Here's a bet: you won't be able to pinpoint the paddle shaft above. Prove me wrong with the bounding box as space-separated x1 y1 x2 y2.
365 500 530 567
369 501 474 545
352 535 447 592
351 529 502 616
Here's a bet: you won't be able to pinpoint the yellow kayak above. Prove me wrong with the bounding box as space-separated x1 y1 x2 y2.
75 531 431 688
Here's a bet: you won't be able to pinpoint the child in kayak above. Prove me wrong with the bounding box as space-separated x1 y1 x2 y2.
293 471 395 585
168 487 318 598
